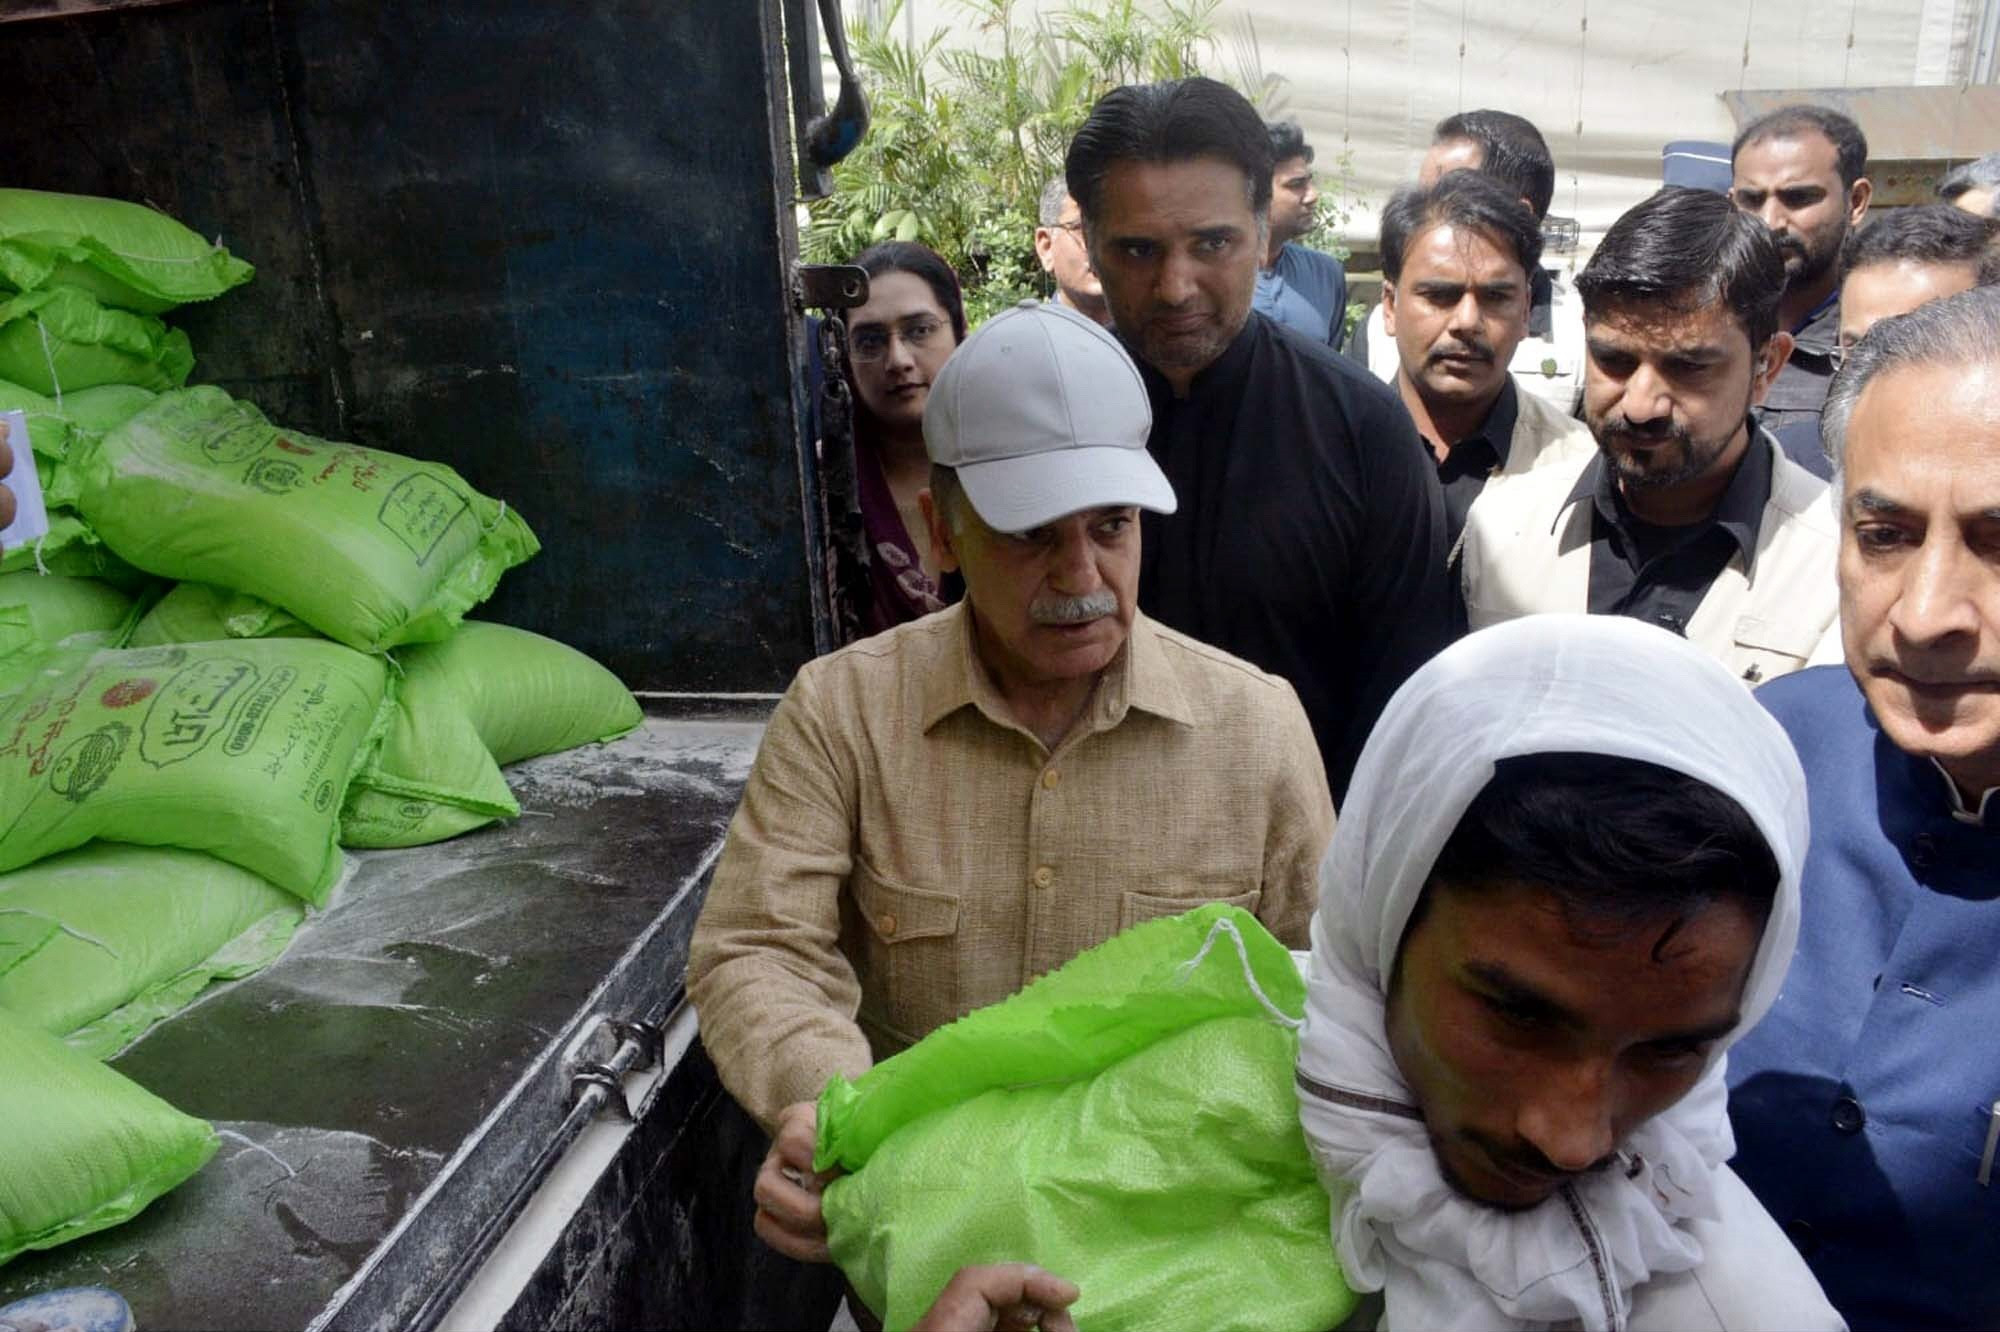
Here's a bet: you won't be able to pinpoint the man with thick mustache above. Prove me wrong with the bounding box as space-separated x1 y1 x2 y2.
1377 170 1594 578
1459 186 1838 684
688 300 1332 1261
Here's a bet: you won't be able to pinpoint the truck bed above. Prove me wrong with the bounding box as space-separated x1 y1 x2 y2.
0 698 806 1331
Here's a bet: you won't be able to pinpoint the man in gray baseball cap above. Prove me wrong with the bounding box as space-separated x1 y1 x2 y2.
690 298 1333 1279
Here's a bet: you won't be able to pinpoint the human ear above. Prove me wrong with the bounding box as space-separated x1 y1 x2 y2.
1750 331 1795 403
1848 176 1873 226
1381 280 1399 337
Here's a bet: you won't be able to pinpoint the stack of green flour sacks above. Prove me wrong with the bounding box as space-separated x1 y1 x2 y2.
0 191 643 1267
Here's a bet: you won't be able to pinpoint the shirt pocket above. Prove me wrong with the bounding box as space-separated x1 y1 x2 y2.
1729 612 1821 685
1118 886 1263 933
849 858 962 1045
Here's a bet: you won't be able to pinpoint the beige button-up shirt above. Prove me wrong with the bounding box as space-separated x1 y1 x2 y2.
687 602 1334 1129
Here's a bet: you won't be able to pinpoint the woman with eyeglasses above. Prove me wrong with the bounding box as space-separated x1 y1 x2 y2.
842 241 969 634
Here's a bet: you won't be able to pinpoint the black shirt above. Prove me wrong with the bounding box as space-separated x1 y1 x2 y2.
1134 313 1456 800
1429 377 1519 550
1759 291 1839 435
1574 423 1771 637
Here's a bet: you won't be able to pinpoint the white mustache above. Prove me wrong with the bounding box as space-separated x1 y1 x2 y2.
1030 590 1118 625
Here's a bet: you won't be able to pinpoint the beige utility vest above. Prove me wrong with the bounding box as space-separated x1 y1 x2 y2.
1460 431 1839 686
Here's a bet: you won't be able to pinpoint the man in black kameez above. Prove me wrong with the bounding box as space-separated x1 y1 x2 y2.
1064 78 1455 799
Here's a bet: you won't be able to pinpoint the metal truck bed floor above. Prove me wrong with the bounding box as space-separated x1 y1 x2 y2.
0 701 771 1331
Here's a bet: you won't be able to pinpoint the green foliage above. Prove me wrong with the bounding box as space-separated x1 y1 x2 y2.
802 0 1351 325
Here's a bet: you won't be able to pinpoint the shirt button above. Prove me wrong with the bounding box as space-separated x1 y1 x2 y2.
1041 768 1061 791
1911 834 1938 869
878 912 898 937
1831 1096 1866 1134
1032 865 1054 889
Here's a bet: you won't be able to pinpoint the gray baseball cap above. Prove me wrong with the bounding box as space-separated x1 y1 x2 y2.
922 298 1176 533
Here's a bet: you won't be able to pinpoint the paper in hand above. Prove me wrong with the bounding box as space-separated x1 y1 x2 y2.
0 409 51 549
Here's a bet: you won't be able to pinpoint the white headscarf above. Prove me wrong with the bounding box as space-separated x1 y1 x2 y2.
1296 615 1807 1332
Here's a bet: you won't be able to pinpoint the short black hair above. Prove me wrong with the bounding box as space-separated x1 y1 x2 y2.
851 241 968 343
1433 109 1555 220
1268 118 1313 167
1938 151 2000 213
1380 169 1544 284
1840 203 2000 285
1423 752 1780 942
1066 78 1274 225
1731 104 1869 190
1576 186 1786 350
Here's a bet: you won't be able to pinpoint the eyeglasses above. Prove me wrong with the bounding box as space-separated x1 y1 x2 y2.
848 315 947 362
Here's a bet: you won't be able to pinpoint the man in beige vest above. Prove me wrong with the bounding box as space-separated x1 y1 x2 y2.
689 299 1332 1264
1460 186 1837 685
1377 170 1594 584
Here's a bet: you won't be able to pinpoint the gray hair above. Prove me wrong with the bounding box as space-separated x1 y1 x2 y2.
1822 284 2000 471
1938 151 2000 212
1037 177 1070 226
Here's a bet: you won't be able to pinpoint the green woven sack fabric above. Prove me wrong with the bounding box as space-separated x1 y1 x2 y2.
0 639 392 904
817 905 1355 1332
0 376 74 464
0 287 193 396
0 1004 217 1266
0 572 136 647
340 620 642 848
125 582 313 648
57 383 157 435
74 387 540 653
0 844 302 1059
0 188 254 315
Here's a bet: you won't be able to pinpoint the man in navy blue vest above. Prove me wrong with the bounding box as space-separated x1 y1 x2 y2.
1730 285 2000 1330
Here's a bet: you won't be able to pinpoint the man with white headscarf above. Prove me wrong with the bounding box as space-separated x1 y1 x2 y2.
1296 614 1842 1331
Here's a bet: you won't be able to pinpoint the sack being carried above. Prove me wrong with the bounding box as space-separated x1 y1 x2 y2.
0 638 392 904
74 387 539 653
816 905 1355 1332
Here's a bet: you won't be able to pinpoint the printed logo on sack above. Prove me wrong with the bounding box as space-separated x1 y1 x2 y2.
223 666 297 757
139 658 260 768
100 678 158 709
314 780 336 813
379 472 471 566
245 458 307 495
199 417 275 465
49 722 130 802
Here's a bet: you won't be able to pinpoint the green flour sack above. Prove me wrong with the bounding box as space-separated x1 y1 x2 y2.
342 620 642 848
0 843 302 1059
125 582 312 648
74 387 540 652
817 905 1354 1332
58 383 157 435
0 188 254 315
0 638 391 904
0 1004 217 1266
0 572 137 647
0 286 193 396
